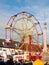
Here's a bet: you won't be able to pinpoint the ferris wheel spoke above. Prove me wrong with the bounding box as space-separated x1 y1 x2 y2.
24 18 28 30
12 29 21 35
21 18 25 30
26 22 39 31
12 28 25 38
32 32 43 36
13 18 23 28
13 27 24 31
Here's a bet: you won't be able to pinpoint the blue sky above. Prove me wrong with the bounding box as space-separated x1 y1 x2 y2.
0 0 49 43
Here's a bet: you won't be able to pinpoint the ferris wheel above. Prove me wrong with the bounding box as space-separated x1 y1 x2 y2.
5 11 43 45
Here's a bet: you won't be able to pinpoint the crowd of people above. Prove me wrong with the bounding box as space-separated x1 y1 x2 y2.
0 58 32 65
0 58 49 65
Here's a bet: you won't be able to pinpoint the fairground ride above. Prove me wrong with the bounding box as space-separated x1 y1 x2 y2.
5 11 43 61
